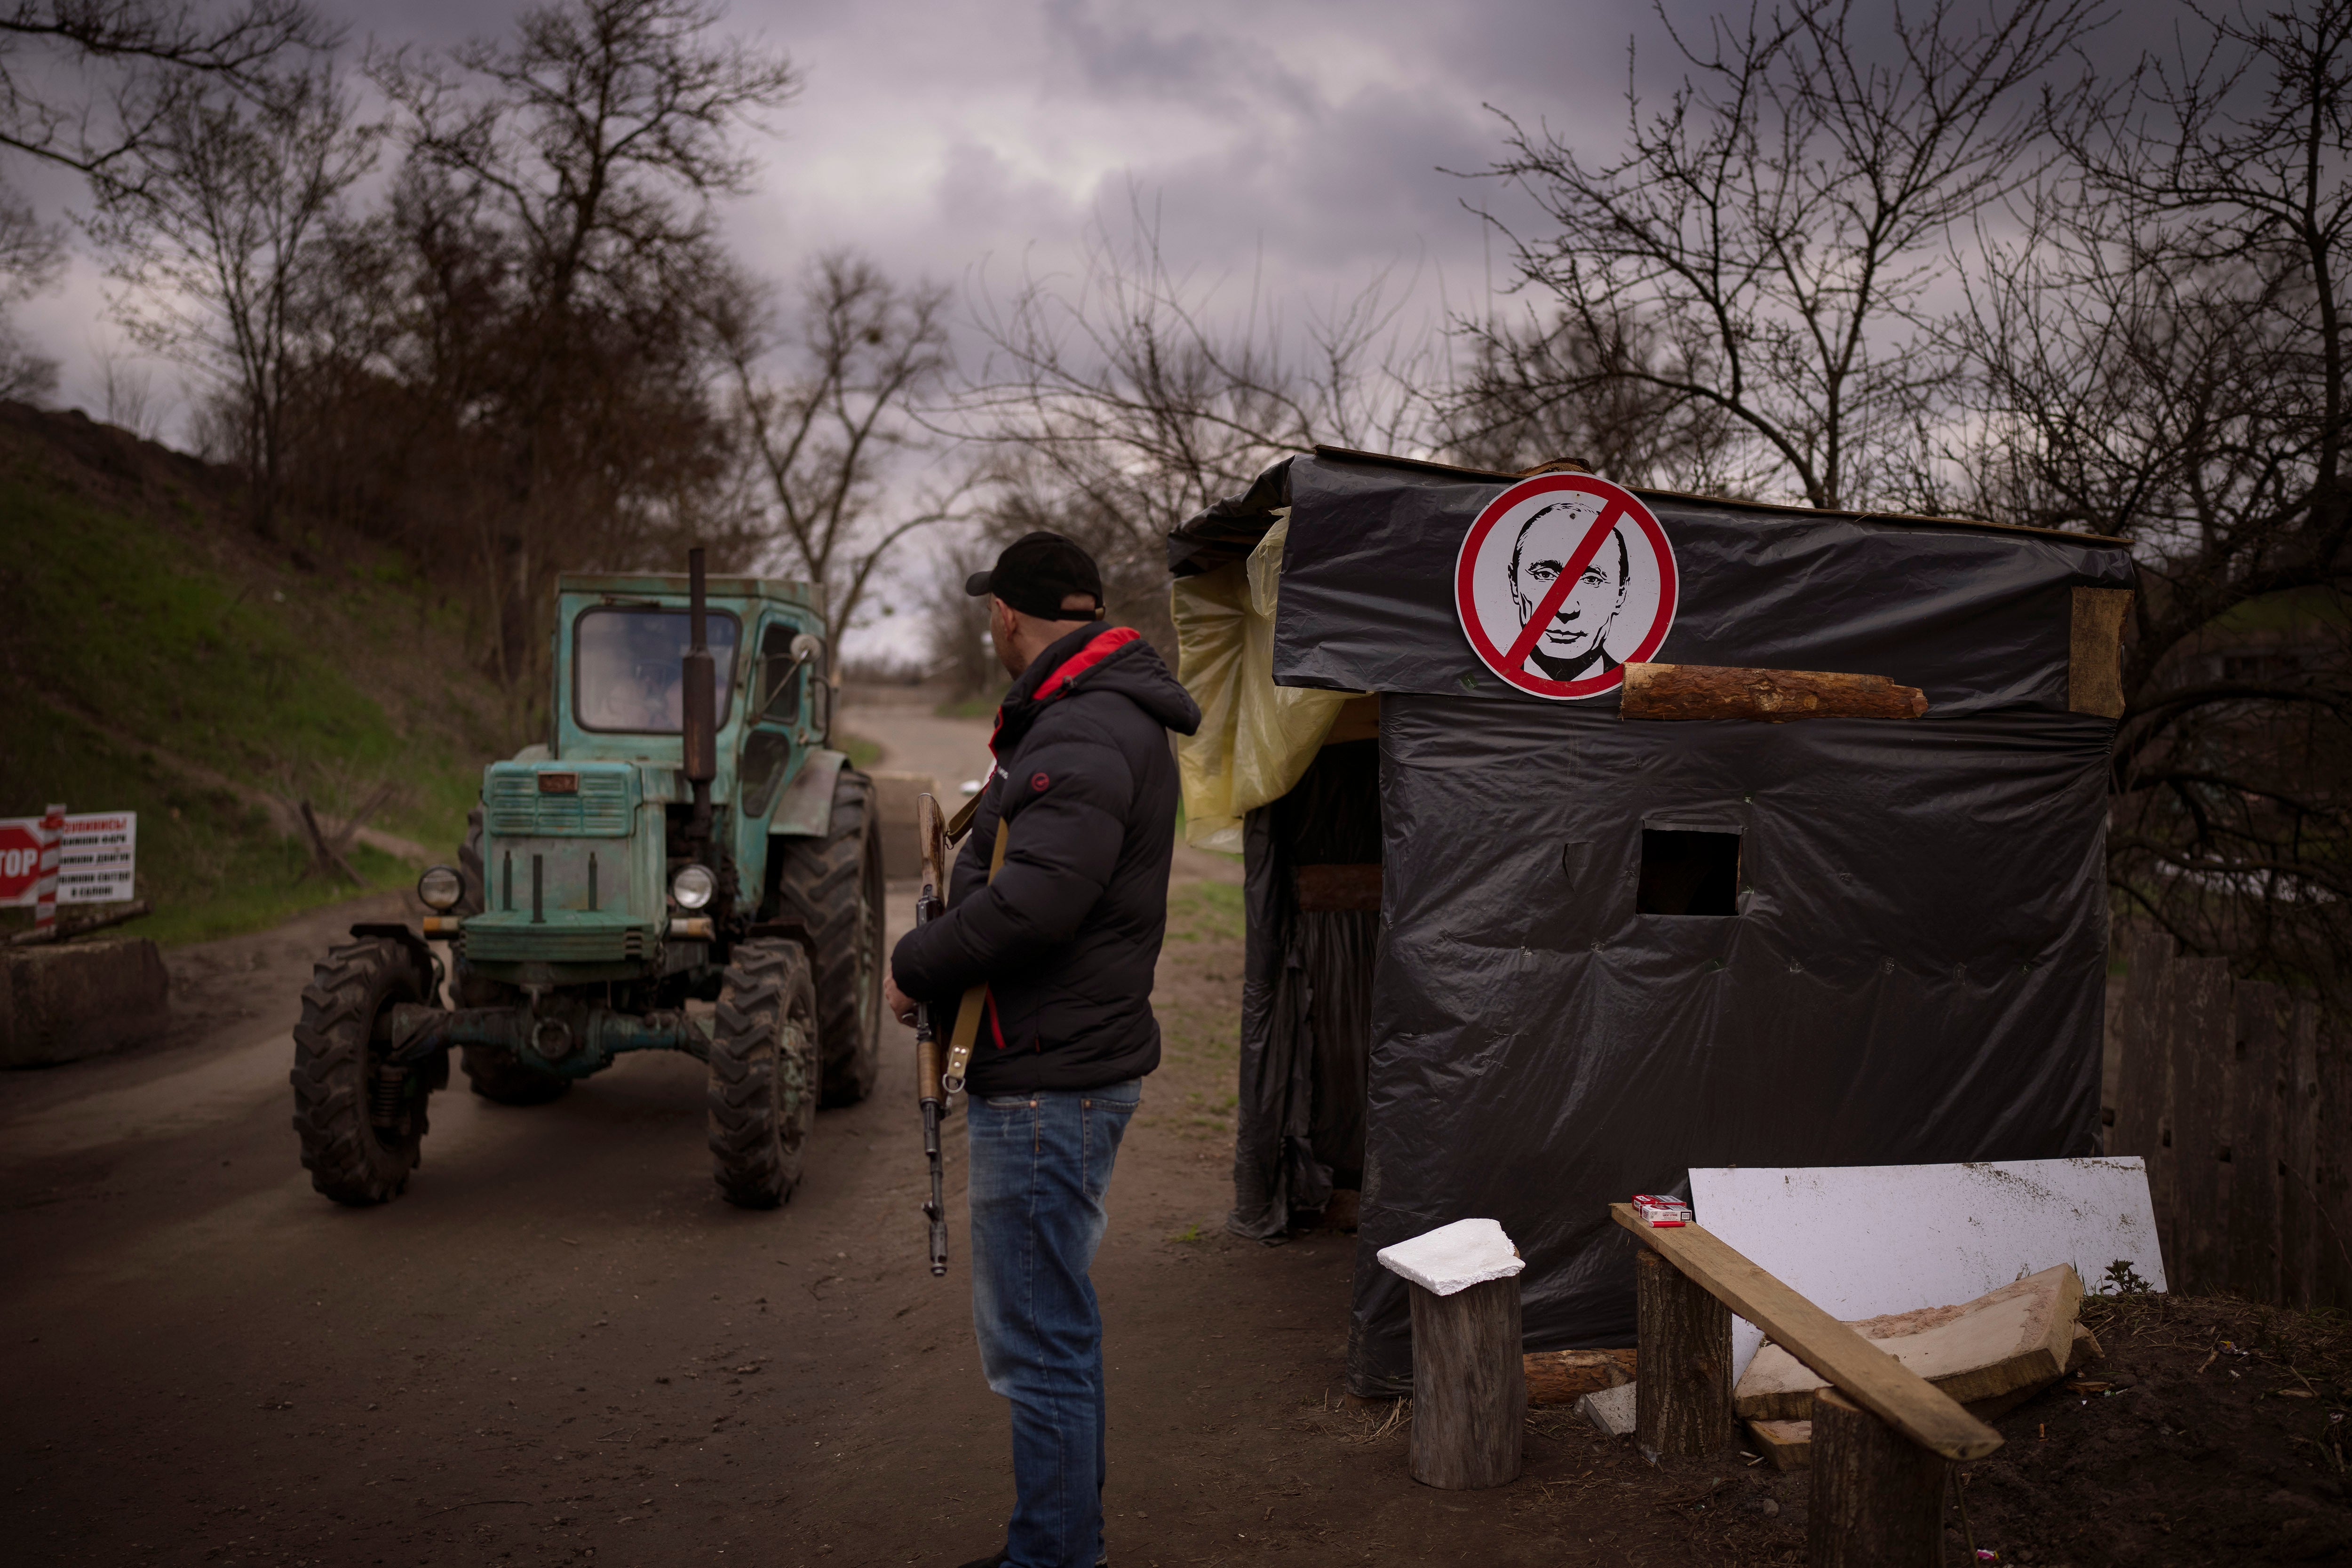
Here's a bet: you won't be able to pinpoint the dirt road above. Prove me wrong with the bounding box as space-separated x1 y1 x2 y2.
0 705 1796 1568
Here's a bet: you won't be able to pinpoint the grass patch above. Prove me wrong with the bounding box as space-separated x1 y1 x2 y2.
833 729 884 770
0 420 504 945
0 704 413 945
934 694 1001 720
1167 880 1245 944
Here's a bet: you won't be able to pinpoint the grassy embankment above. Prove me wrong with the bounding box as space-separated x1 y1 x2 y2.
0 404 510 946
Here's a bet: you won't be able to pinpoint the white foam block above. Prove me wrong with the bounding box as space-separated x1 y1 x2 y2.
1689 1158 2163 1383
1375 1217 1525 1296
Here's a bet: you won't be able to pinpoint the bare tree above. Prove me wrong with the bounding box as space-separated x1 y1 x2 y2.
960 202 1425 651
368 0 798 690
715 251 965 648
1945 0 2352 998
1470 0 2097 510
0 0 336 187
91 63 379 534
1443 306 1738 486
0 178 61 399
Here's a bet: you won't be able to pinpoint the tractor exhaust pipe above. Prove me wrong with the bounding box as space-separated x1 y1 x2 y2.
682 546 717 853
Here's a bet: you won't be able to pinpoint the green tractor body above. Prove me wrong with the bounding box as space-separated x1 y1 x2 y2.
290 561 886 1210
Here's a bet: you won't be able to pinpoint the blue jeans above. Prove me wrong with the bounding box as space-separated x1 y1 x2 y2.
968 1079 1143 1568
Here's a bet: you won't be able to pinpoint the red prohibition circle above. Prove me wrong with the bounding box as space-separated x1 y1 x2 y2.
1453 474 1678 700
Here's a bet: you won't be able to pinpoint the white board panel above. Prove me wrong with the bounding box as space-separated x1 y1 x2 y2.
1688 1158 2164 1383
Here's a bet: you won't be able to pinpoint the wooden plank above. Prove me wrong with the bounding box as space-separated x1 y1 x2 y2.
2320 1016 2352 1312
1635 1248 1732 1457
1808 1388 1947 1568
1735 1265 2081 1422
1611 1204 2002 1461
2109 930 2172 1177
1620 662 1928 722
2170 956 2234 1293
1406 1276 1524 1489
1747 1417 1811 1471
1524 1347 1636 1406
2281 997 2322 1308
2228 981 2284 1303
2067 586 2133 718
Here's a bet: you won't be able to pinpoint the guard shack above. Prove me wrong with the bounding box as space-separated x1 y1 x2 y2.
1166 447 2137 1396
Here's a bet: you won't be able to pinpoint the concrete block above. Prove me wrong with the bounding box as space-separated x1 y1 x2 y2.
867 771 941 881
0 936 171 1067
1577 1380 1637 1437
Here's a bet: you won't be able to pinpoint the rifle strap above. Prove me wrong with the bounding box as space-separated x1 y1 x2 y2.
945 782 987 844
940 820 1009 1095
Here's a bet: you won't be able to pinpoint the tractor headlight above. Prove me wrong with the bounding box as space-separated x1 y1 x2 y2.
417 865 463 912
670 864 716 910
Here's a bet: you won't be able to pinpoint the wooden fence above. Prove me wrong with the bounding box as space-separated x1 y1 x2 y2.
2107 931 2344 1306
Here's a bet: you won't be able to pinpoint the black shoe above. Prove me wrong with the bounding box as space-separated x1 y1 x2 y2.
950 1550 1108 1567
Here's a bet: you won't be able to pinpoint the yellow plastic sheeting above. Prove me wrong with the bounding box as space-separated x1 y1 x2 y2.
1170 516 1365 852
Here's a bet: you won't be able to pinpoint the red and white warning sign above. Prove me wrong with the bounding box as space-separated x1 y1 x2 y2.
0 812 137 907
1453 474 1679 700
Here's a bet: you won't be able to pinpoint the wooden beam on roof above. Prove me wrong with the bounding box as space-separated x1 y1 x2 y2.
1620 663 1929 722
1609 1203 2003 1462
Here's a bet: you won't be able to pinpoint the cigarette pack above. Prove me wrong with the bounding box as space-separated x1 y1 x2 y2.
1632 1194 1692 1227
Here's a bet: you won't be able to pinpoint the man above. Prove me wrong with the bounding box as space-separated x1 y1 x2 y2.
1507 498 1631 682
883 531 1201 1568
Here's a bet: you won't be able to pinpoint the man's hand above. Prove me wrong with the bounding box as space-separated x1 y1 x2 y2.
883 971 918 1027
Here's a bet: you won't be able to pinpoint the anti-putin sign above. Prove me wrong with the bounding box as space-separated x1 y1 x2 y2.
0 812 135 906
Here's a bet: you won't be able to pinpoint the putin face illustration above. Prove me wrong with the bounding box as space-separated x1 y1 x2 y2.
1508 500 1630 682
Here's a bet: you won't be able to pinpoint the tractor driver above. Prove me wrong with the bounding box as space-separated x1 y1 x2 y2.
577 612 685 731
1507 498 1632 684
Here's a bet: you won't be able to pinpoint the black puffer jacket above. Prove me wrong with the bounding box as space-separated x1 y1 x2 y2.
891 623 1202 1094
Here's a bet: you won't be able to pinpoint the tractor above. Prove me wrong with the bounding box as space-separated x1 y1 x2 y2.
289 551 884 1208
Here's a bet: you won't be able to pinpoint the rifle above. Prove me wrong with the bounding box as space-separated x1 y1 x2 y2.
913 793 951 1276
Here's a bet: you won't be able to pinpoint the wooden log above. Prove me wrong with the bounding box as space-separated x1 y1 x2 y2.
2282 998 2322 1308
2170 956 2234 1293
2067 586 2133 718
1807 1388 1947 1568
1635 1249 1732 1457
1611 1204 2002 1461
2229 981 2285 1303
1620 662 1928 722
1523 1347 1636 1406
1295 863 1382 913
1406 1275 1524 1489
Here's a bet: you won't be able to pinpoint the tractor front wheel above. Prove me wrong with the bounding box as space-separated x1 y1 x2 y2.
291 937 436 1205
706 939 820 1209
767 768 884 1107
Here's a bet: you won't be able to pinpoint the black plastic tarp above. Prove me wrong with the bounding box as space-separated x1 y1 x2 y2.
1171 448 2137 1395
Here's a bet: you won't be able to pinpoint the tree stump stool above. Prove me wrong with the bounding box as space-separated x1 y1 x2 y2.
1807 1388 1947 1568
1375 1216 1528 1490
1405 1274 1526 1488
1634 1247 1733 1457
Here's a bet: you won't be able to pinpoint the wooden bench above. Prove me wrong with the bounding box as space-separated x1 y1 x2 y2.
1610 1202 2003 1566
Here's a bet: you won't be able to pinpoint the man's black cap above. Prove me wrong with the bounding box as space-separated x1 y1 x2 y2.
965 531 1104 620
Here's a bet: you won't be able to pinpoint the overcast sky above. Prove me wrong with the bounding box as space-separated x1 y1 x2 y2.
19 0 1671 420
10 0 2145 655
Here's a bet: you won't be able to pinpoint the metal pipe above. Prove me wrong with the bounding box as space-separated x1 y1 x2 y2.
531 854 544 923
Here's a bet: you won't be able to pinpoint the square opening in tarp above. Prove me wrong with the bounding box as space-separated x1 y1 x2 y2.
1637 828 1740 916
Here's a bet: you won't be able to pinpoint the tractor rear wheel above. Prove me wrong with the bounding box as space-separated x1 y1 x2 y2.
767 768 884 1107
291 937 435 1205
706 939 820 1209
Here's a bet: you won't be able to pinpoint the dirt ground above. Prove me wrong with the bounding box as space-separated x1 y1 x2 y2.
0 702 2336 1566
